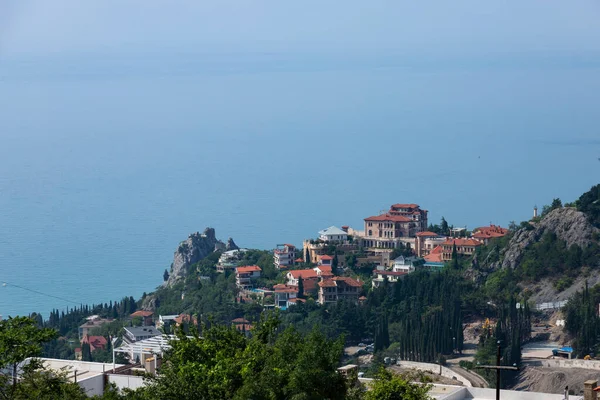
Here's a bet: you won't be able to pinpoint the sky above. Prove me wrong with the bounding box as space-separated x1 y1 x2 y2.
1 1 599 59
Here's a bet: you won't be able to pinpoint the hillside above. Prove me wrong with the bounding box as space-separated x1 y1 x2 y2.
473 184 600 303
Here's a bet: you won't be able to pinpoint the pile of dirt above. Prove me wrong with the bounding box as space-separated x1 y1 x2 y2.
511 366 597 395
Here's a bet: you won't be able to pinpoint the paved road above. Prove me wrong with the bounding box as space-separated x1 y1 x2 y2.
447 365 489 388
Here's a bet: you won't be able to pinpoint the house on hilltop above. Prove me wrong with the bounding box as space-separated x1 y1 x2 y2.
472 224 508 245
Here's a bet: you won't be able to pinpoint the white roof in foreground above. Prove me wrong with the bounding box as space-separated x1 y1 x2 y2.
318 226 347 236
115 335 177 356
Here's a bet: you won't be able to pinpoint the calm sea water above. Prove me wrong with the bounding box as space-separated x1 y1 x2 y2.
0 51 599 317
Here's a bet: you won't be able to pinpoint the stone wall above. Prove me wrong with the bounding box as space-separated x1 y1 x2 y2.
395 360 472 387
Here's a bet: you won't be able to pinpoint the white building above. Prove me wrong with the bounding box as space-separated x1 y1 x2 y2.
274 244 296 269
216 248 248 273
318 226 348 242
392 256 421 274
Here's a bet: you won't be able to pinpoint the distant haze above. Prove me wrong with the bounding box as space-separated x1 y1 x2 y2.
0 1 599 317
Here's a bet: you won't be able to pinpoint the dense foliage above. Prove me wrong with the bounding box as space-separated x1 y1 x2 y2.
472 297 531 387
563 283 600 358
130 314 350 400
576 184 600 228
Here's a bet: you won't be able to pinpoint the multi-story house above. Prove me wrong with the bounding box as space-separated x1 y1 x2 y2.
274 244 296 269
317 277 362 305
216 248 248 273
78 316 113 340
235 265 262 290
372 267 407 288
441 239 481 261
362 203 428 249
472 224 508 245
392 255 421 273
286 269 319 293
273 284 300 309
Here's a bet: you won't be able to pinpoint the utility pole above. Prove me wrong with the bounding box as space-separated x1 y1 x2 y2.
475 341 519 400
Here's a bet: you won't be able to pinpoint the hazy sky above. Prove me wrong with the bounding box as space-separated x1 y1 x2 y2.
1 1 599 58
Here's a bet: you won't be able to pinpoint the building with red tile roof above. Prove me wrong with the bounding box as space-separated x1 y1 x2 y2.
235 265 262 290
472 224 509 244
81 335 108 352
441 239 481 261
318 277 362 305
174 314 198 326
286 269 319 293
362 203 429 249
314 265 334 278
232 317 250 325
130 310 154 326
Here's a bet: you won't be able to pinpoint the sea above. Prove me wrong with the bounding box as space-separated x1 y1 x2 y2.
0 50 599 318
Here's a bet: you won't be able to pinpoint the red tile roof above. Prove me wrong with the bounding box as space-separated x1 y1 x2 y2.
415 231 439 237
318 255 333 260
365 214 411 223
319 279 337 288
319 276 362 288
130 310 153 318
284 244 296 248
441 239 482 247
232 318 250 324
473 225 508 235
315 265 332 273
236 265 262 273
358 296 367 301
391 203 419 209
288 298 306 303
295 258 304 262
424 249 443 263
430 245 443 254
288 269 318 279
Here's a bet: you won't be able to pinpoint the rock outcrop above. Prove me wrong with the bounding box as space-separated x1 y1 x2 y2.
165 227 226 287
497 207 598 271
226 237 239 251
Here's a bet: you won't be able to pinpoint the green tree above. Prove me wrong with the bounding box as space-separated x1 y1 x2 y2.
297 276 304 298
163 269 170 282
0 317 58 389
81 342 92 362
365 368 432 400
11 358 88 400
440 217 449 236
332 254 339 275
451 243 459 269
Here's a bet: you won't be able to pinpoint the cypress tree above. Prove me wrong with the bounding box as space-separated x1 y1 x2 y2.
297 277 304 298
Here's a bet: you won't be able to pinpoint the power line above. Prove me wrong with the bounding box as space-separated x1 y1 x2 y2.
2 281 81 307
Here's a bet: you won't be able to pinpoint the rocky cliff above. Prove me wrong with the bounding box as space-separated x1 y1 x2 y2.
498 207 598 270
165 227 227 287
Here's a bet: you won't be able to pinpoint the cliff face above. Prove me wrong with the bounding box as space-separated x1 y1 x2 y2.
498 207 598 270
166 227 225 287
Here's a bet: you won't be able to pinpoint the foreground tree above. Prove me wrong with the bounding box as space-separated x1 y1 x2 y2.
135 313 347 400
0 317 58 388
365 368 432 400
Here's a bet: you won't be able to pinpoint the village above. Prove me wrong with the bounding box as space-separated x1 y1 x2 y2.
230 203 508 309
